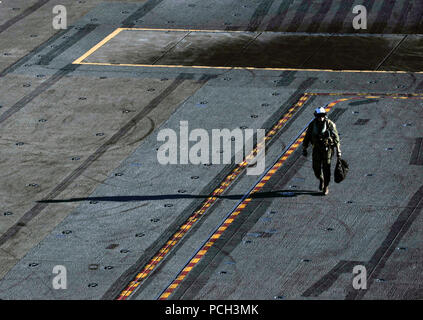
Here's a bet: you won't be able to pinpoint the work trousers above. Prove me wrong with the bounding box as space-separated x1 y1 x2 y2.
312 146 333 187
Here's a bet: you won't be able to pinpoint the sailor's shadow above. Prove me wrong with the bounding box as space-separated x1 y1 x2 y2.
37 189 323 203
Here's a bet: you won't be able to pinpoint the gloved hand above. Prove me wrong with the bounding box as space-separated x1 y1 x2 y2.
337 151 342 158
302 148 308 157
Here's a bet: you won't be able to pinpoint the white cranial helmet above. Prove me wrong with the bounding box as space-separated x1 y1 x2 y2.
314 107 327 116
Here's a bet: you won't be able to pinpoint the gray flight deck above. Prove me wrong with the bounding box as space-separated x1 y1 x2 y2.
0 0 422 300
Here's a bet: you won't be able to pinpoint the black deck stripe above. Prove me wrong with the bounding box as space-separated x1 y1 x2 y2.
362 0 376 12
346 185 423 300
0 65 78 125
306 0 334 33
0 22 99 124
302 260 364 297
265 0 294 31
372 0 396 34
274 70 297 87
410 137 423 165
0 0 50 35
393 0 412 34
37 24 98 65
246 0 276 31
0 74 191 247
327 1 354 33
0 28 73 77
121 0 165 28
286 0 313 33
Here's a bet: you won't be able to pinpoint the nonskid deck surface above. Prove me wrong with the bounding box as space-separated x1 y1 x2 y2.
0 0 422 300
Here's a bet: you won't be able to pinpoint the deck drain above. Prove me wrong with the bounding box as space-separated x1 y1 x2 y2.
164 204 173 207
385 147 394 151
78 97 87 100
251 114 258 118
302 259 311 262
104 266 114 270
28 263 39 267
177 189 186 193
147 88 155 92
274 296 284 300
89 201 98 204
326 227 334 231
115 173 123 176
96 133 104 136
62 230 72 235
71 157 80 161
150 218 160 223
261 103 269 107
135 233 145 238
272 92 280 96
28 183 39 187
3 212 13 216
38 119 47 123
120 249 129 254
191 176 199 179
88 283 98 288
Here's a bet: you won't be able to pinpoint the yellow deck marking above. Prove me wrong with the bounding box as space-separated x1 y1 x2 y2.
72 28 423 73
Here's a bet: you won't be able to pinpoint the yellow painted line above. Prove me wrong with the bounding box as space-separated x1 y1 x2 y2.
73 27 423 73
73 28 124 64
75 61 423 73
